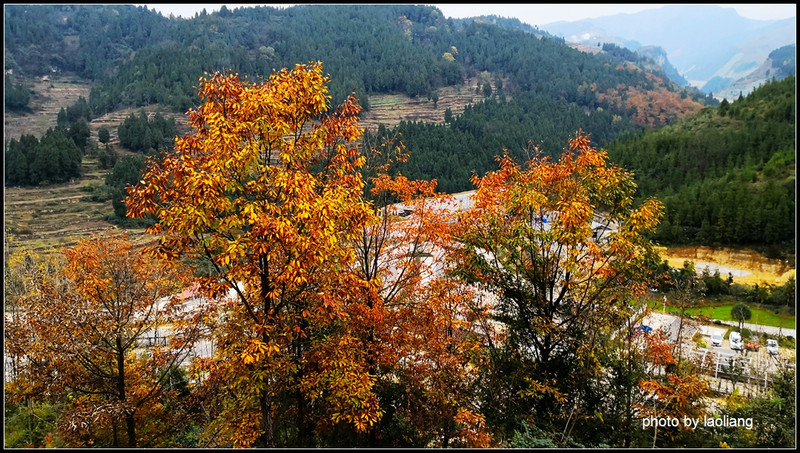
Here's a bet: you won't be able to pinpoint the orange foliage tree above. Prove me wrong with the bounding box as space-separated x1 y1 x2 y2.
4 233 200 447
597 68 705 128
126 62 381 447
455 132 664 438
636 328 710 447
346 137 495 446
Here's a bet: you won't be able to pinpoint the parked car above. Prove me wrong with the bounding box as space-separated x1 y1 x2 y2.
711 333 724 347
766 339 779 355
745 336 759 351
729 331 743 351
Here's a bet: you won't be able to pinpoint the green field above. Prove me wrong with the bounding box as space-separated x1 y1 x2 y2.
649 300 795 329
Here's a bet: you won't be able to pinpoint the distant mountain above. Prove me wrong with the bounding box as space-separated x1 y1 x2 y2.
5 4 716 196
542 5 796 97
635 46 689 87
4 4 711 121
708 44 797 101
457 16 688 88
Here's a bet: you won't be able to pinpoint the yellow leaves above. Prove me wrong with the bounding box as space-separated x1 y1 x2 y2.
625 197 665 233
557 198 591 235
454 408 494 448
217 253 231 267
296 334 382 433
574 144 608 170
568 130 593 153
639 378 669 398
519 377 568 403
240 338 279 365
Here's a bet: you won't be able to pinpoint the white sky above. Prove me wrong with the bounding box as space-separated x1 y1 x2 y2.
139 3 797 24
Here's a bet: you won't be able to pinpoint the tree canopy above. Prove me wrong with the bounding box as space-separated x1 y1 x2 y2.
5 234 202 447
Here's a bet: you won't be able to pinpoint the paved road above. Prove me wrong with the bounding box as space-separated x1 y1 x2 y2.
711 319 795 339
636 311 794 381
643 308 794 339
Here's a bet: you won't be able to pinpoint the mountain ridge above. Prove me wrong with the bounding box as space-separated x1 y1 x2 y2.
540 5 796 98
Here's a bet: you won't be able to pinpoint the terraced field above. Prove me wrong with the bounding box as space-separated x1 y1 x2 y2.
4 75 91 139
5 74 488 253
4 77 188 253
4 156 130 252
360 78 488 132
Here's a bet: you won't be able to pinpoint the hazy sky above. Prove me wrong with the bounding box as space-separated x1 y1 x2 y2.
139 3 797 24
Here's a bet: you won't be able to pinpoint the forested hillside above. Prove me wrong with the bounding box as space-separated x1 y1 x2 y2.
5 4 710 117
5 4 715 195
607 76 795 249
8 4 792 248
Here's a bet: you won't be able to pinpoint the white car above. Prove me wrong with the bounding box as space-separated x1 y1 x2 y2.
766 339 779 355
729 331 743 351
710 333 724 347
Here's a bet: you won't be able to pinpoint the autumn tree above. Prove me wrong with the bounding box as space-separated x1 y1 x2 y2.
455 132 664 440
4 239 66 448
343 135 495 447
636 328 710 447
4 233 202 448
126 62 380 447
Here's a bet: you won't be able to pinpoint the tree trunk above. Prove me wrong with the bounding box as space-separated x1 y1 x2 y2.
294 310 312 447
126 412 136 448
258 265 275 448
296 387 308 446
117 337 136 447
259 389 274 447
112 421 118 448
